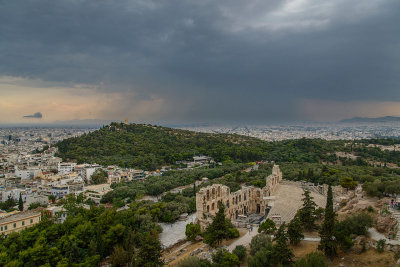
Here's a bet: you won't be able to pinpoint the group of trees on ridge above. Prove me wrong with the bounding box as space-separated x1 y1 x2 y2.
56 122 400 170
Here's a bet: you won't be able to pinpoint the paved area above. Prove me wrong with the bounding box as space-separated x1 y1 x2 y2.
227 226 259 251
368 227 400 245
267 183 326 224
227 226 321 252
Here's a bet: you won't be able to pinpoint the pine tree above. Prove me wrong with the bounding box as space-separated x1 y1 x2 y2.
204 202 230 247
136 229 163 266
318 185 337 258
272 223 294 266
18 193 23 211
297 189 317 230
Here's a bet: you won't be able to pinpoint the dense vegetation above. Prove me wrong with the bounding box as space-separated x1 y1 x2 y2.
101 164 248 204
57 122 388 170
0 195 163 266
56 122 274 170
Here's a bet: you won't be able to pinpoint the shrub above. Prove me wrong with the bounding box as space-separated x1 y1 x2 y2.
258 219 276 235
367 206 374 213
294 252 330 267
185 223 201 242
212 249 240 267
227 227 240 238
232 245 247 261
377 239 386 253
250 234 272 256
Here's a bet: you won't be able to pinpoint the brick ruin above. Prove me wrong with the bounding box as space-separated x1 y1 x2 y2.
196 164 282 229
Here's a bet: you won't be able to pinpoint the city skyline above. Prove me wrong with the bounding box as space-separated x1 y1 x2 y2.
1 0 400 124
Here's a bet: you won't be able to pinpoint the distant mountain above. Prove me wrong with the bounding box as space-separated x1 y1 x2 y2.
340 116 400 123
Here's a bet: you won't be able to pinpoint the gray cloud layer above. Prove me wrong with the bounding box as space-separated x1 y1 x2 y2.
1 0 400 123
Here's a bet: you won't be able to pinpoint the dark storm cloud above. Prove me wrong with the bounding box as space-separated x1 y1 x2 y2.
1 0 400 122
23 112 43 119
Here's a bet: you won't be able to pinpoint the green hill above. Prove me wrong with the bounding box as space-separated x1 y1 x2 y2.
55 122 275 169
59 122 397 170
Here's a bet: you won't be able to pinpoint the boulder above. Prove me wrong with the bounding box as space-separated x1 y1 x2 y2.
376 215 397 233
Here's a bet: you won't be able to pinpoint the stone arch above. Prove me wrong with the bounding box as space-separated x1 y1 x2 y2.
236 196 238 204
207 205 210 212
239 195 241 202
218 186 221 197
212 188 216 199
207 190 210 201
212 202 215 210
256 191 260 198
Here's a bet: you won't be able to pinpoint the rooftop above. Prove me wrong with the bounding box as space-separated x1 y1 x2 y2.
0 208 43 224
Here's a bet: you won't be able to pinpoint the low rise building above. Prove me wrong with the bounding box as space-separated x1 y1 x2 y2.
0 208 43 236
85 184 112 204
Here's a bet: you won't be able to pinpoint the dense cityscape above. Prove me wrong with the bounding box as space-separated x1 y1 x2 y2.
1 0 400 265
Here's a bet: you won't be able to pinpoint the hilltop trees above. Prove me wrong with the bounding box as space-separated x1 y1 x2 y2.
340 177 358 190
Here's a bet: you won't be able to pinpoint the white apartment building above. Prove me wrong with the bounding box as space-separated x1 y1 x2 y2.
57 162 76 174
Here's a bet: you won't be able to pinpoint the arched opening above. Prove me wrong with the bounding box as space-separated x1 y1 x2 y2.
239 195 241 202
235 210 239 219
212 188 216 199
207 205 210 212
257 204 261 213
244 206 247 216
212 203 215 210
226 200 229 208
244 193 247 201
218 186 221 197
207 190 210 201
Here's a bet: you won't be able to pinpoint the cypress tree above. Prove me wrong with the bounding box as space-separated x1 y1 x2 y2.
18 193 23 211
318 185 337 258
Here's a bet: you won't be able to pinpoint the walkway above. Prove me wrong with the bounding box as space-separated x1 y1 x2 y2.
227 226 321 252
368 228 400 246
227 226 259 251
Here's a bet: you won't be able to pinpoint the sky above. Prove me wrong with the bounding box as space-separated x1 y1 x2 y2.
0 0 399 124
